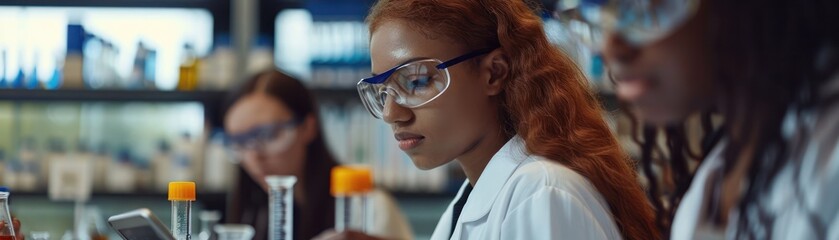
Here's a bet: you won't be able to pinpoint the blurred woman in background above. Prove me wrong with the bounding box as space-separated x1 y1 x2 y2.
224 70 413 240
556 0 839 238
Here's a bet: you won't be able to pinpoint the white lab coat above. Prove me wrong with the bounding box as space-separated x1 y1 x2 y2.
671 77 839 240
429 136 623 240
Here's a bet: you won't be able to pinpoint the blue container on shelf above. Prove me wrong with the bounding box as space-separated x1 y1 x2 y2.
26 62 40 89
67 25 85 55
12 68 25 89
63 24 87 90
0 50 6 88
45 68 62 90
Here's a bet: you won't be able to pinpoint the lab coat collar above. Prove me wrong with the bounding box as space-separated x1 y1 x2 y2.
459 135 529 222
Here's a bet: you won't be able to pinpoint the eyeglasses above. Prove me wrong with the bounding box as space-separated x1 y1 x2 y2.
553 0 699 51
357 48 497 119
225 118 301 163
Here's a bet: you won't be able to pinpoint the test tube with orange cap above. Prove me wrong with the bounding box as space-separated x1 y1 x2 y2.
331 166 373 233
169 182 196 240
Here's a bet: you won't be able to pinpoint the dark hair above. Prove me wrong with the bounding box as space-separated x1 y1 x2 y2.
634 0 839 238
224 70 338 240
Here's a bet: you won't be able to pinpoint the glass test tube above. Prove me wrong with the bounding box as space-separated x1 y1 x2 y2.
265 176 297 240
331 166 372 233
0 191 15 239
169 182 196 240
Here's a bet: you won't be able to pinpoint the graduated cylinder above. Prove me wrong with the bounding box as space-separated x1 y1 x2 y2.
265 175 297 240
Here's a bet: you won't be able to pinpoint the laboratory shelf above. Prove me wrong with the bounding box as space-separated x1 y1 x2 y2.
0 0 216 8
0 88 362 103
0 89 227 104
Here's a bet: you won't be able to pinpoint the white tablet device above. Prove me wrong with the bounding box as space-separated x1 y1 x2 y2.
108 208 176 240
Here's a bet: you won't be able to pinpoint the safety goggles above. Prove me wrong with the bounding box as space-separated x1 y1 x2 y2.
357 48 496 119
553 0 699 51
225 118 301 163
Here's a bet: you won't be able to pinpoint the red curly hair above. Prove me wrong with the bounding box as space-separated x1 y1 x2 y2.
367 0 658 239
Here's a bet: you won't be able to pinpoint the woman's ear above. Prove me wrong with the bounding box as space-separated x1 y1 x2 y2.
301 114 318 144
480 48 510 96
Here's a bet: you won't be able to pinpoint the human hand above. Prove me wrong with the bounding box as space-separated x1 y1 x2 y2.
13 218 24 240
1 218 25 240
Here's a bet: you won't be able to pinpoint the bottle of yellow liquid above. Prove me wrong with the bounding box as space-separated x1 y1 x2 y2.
177 43 200 91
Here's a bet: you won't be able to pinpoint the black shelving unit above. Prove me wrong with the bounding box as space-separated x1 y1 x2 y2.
0 89 364 104
0 0 213 8
0 1 290 222
0 89 226 103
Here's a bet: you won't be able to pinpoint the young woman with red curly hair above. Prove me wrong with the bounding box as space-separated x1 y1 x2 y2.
316 0 657 239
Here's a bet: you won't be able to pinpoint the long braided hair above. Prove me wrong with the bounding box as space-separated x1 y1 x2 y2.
633 0 839 238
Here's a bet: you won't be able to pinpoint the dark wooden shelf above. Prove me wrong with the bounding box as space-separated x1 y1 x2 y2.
0 88 366 103
0 89 227 104
0 0 215 8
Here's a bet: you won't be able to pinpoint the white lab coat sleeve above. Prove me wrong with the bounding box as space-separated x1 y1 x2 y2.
369 190 415 240
825 154 839 240
830 210 839 240
500 186 613 240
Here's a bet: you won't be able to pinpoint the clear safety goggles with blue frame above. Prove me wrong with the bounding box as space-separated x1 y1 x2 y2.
553 0 700 51
357 48 497 119
224 117 302 164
